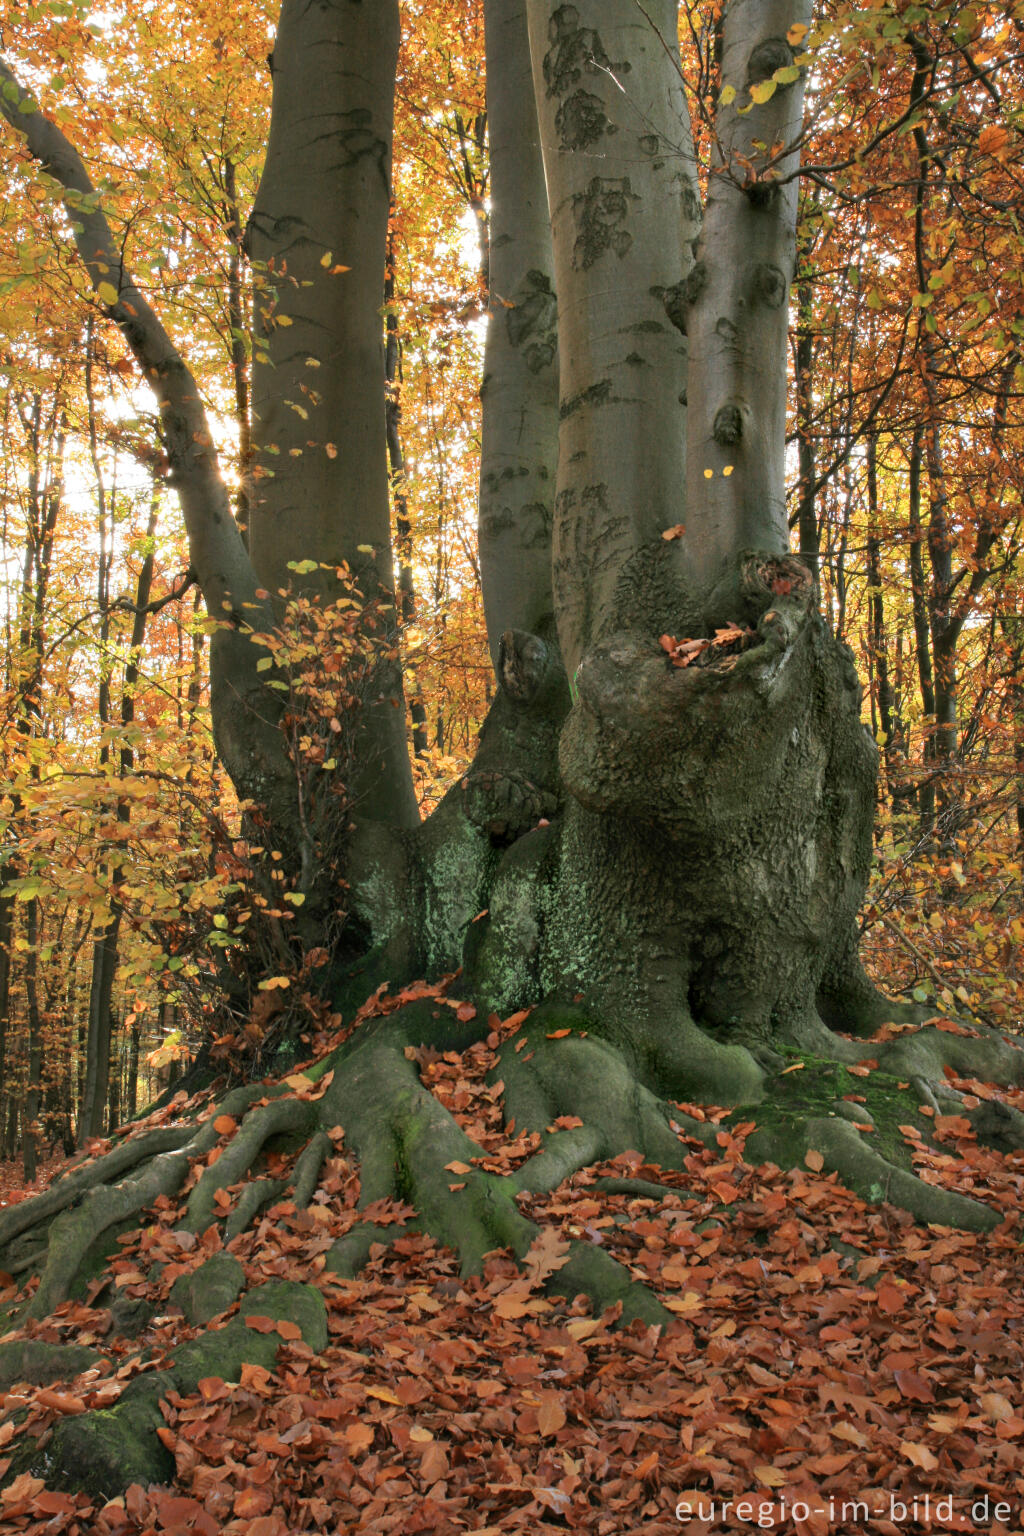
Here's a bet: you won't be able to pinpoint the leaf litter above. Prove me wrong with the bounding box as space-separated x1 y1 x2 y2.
1 998 1024 1534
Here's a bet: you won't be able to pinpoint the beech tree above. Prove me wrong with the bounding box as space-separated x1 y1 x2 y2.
2 0 1024 1494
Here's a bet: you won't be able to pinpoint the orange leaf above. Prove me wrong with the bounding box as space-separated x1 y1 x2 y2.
537 1392 566 1436
213 1114 237 1136
901 1440 939 1471
876 1282 905 1314
244 1314 278 1333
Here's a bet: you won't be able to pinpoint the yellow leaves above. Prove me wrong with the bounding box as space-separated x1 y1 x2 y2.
96 280 119 306
258 976 291 991
787 22 810 45
748 79 778 106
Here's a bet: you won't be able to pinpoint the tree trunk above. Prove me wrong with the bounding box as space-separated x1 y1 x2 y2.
685 0 812 610
526 0 700 677
246 0 418 829
384 245 429 759
22 897 42 1183
865 434 900 780
479 0 558 661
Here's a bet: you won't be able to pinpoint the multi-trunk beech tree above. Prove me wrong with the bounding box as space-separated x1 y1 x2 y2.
2 0 1024 1496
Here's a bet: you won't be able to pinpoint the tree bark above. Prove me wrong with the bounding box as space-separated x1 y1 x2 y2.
526 0 700 676
479 0 559 661
246 0 418 828
685 0 813 610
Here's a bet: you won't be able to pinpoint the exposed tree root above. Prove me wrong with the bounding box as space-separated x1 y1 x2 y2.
2 988 1023 1497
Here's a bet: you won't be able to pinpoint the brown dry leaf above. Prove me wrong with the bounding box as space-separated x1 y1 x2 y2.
876 1282 906 1314
566 1317 604 1341
366 1385 402 1405
900 1440 939 1471
664 1291 704 1314
524 1227 572 1284
804 1149 824 1172
212 1114 238 1136
754 1464 788 1488
283 1073 315 1092
420 1440 449 1482
344 1422 374 1455
537 1392 567 1436
33 1388 86 1415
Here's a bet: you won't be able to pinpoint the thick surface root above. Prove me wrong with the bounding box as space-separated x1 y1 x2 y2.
2 988 1023 1499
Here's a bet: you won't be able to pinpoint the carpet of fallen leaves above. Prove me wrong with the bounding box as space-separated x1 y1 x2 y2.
2 1005 1024 1536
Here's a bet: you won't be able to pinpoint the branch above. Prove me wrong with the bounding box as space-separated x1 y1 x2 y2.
0 57 268 636
114 567 197 617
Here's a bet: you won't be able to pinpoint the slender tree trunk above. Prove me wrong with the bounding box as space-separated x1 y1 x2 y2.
480 0 558 660
794 272 819 583
0 892 12 1157
80 339 119 1144
125 1015 140 1119
223 155 252 533
22 897 41 1182
907 427 936 826
384 243 429 758
865 435 899 781
685 0 813 611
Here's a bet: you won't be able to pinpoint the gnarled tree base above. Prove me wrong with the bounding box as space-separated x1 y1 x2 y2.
2 980 1023 1499
4 555 1023 1497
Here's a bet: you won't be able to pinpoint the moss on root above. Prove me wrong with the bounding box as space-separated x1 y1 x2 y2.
1 975 1019 1511
734 1053 927 1170
12 1282 327 1501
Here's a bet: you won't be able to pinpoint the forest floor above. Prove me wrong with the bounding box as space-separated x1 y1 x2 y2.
1 992 1024 1535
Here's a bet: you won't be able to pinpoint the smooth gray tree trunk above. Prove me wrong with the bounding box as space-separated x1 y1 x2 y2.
479 0 559 660
247 0 418 829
